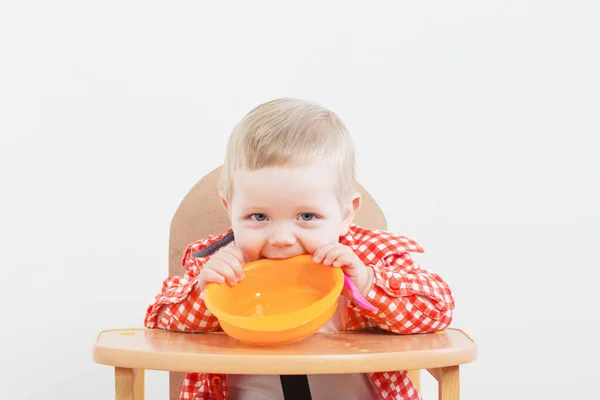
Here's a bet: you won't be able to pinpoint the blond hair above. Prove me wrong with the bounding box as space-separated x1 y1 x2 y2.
219 98 356 204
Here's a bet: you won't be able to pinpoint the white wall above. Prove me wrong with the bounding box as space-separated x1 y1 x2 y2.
1 1 598 399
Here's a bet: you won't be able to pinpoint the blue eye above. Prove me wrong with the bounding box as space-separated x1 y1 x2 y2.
299 213 315 221
251 213 268 221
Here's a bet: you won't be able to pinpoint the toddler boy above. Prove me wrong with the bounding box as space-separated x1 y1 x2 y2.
145 98 455 400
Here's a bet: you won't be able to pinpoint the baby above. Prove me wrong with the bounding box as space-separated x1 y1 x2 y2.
145 98 455 400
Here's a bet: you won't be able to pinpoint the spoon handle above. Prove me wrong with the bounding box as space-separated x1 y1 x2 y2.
343 274 377 312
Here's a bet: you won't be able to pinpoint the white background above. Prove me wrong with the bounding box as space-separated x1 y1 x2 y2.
1 1 599 399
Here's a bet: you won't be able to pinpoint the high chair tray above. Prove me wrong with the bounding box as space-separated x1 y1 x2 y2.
93 327 476 374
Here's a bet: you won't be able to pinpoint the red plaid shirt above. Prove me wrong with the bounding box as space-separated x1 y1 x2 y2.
145 224 455 399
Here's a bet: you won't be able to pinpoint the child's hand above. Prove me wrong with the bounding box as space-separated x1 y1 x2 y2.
312 243 371 295
198 243 246 291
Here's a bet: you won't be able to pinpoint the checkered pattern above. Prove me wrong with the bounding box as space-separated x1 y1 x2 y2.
145 224 455 400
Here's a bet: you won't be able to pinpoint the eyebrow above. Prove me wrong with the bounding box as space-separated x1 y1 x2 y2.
294 205 327 213
238 207 268 215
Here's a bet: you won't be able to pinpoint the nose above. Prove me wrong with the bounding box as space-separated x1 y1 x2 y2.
268 223 297 247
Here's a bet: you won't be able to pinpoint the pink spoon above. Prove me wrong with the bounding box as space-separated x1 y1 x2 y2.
343 274 377 312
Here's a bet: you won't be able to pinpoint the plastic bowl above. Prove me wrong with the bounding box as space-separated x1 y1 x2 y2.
204 254 344 346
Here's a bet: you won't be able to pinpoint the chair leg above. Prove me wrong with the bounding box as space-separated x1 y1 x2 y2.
135 369 145 400
115 367 145 400
437 366 459 400
408 369 421 391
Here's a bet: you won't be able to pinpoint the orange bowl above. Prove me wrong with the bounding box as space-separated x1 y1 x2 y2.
204 254 343 346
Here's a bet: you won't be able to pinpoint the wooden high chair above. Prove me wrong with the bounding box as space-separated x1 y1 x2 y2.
93 166 477 400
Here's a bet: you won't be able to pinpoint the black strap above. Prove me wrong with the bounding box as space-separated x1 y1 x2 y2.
191 231 235 258
280 375 312 400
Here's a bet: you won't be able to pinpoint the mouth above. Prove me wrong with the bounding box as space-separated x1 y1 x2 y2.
259 252 306 260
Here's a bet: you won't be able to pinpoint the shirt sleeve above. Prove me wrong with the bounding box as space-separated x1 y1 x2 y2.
144 236 224 332
357 251 455 334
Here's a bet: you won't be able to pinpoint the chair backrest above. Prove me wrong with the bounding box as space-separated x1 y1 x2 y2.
167 165 387 399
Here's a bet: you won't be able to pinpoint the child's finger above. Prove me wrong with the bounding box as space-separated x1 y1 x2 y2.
209 260 239 286
322 246 347 266
216 251 245 279
222 244 246 265
199 269 225 290
230 260 244 280
332 252 355 268
312 243 337 263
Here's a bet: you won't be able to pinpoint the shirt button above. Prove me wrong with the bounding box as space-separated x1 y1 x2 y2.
211 376 222 387
389 277 400 290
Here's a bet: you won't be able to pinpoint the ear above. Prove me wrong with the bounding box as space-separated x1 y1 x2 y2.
219 190 231 218
340 192 361 235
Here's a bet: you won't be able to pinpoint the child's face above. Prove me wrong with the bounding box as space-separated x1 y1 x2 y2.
221 161 358 262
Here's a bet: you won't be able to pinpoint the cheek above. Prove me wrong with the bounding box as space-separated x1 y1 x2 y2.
300 227 341 253
232 227 266 261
